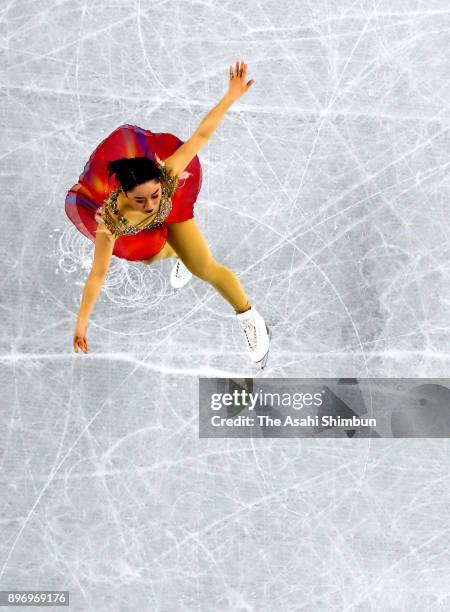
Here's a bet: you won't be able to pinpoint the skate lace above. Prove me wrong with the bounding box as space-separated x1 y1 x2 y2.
242 320 257 351
175 260 189 278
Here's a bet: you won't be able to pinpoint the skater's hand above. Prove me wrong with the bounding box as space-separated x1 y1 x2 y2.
227 60 254 101
73 319 89 354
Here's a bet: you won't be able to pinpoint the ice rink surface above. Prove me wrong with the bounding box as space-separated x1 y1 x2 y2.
1 0 449 609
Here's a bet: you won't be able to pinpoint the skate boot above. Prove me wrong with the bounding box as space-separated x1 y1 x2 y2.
170 257 192 288
236 305 271 369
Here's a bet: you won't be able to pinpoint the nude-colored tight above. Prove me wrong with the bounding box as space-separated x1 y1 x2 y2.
142 219 250 314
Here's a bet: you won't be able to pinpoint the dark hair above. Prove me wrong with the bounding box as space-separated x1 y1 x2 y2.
106 156 163 194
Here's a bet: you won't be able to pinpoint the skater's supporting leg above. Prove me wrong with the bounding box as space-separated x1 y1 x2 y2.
167 219 251 313
142 242 177 265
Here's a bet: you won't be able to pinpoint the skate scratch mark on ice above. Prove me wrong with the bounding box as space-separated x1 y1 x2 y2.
151 460 362 565
283 0 386 233
218 139 450 321
280 51 450 242
342 521 450 611
136 0 182 103
3 11 139 73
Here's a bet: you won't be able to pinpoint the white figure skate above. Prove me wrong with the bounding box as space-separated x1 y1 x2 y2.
170 257 192 289
236 305 272 369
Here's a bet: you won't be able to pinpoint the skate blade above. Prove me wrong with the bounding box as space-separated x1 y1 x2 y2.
257 324 272 370
259 352 269 369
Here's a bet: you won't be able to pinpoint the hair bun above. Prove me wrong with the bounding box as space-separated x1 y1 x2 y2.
105 156 162 193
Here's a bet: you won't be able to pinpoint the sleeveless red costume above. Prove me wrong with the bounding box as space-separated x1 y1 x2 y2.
65 124 203 261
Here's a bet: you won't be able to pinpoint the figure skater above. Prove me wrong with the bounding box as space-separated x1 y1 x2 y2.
67 60 271 367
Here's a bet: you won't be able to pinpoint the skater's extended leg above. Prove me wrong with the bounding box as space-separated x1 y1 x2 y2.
166 219 251 313
167 219 270 366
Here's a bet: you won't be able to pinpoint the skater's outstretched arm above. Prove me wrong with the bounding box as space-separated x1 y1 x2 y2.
73 223 116 353
164 60 254 176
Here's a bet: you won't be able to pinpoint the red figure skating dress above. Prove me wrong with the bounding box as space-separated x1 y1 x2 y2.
65 124 203 261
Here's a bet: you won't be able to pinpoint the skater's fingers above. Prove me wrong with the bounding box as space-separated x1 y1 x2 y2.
73 336 87 353
231 60 242 79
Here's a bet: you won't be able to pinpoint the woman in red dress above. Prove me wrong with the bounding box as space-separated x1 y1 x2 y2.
68 61 271 368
